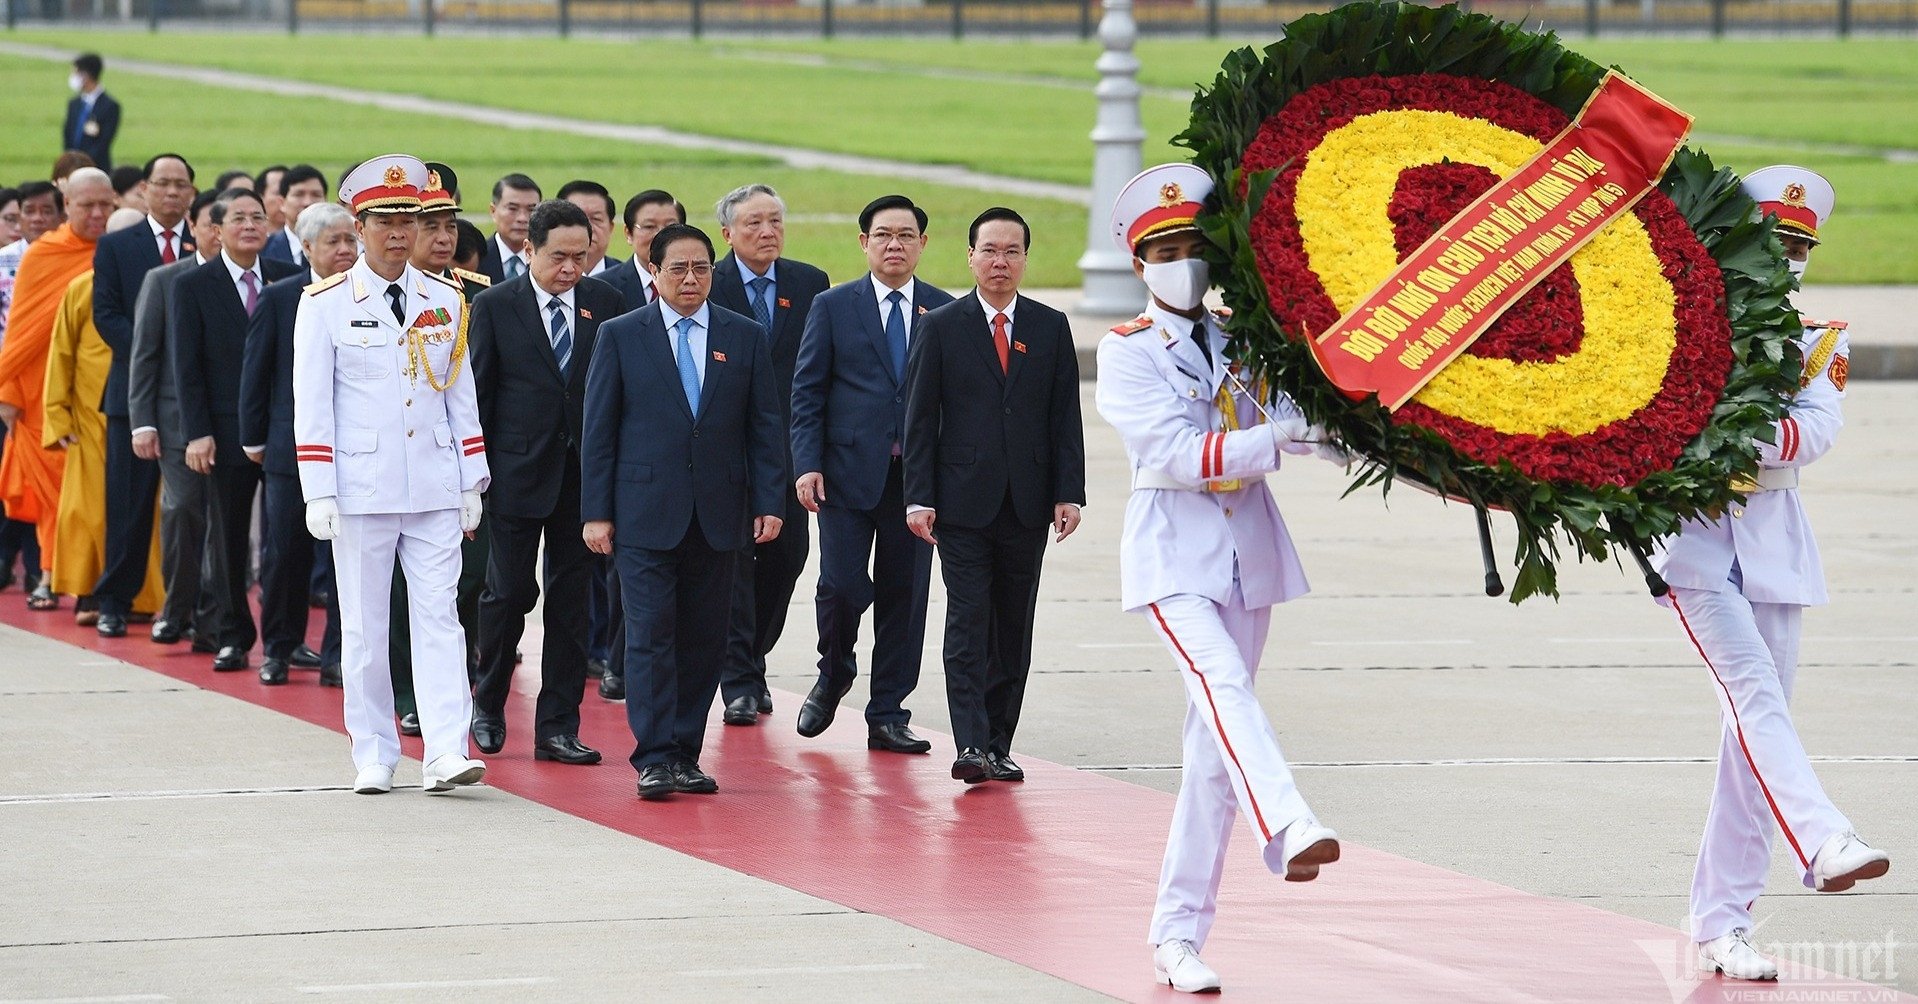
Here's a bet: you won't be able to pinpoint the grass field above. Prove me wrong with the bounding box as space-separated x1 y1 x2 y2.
5 31 1913 283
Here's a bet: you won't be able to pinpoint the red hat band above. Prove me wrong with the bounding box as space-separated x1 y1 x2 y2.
1127 201 1204 250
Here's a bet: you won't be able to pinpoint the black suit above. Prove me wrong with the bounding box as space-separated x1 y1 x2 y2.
91 218 193 617
128 255 217 632
708 253 827 706
469 273 621 741
902 292 1085 756
169 254 299 651
477 234 520 286
240 271 342 664
62 90 120 170
598 257 657 318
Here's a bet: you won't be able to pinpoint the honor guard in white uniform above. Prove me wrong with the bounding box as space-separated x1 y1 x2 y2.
1653 165 1889 981
1095 165 1345 995
293 154 491 795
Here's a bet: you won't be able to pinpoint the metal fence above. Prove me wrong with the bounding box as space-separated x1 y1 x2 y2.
8 0 1916 36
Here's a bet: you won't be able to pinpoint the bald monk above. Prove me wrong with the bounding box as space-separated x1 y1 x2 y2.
42 208 165 617
0 167 117 610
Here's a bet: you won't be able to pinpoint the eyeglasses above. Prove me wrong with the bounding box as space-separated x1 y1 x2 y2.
867 230 921 245
224 213 271 226
147 179 194 191
659 262 713 278
972 248 1026 263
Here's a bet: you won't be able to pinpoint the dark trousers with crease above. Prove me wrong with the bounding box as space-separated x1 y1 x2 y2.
157 446 218 631
474 458 593 741
935 493 1047 757
93 416 161 617
619 514 734 771
259 470 341 664
722 492 808 704
203 448 261 652
813 458 931 727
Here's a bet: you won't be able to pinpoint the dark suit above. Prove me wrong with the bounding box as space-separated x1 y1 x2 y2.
129 254 217 632
582 300 785 771
709 253 827 706
477 235 520 285
789 275 954 727
469 273 621 741
240 271 342 664
597 257 658 318
62 90 120 170
260 229 304 268
169 254 299 651
91 218 193 617
902 292 1085 756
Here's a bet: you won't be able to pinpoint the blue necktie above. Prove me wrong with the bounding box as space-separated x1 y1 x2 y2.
547 298 572 376
675 316 700 414
72 101 89 148
748 275 774 335
884 289 908 381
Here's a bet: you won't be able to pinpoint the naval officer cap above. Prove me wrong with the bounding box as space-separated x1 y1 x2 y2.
339 154 427 216
1111 163 1212 255
1742 164 1834 245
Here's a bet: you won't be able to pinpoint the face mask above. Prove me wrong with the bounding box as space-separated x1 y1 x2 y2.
67 72 83 93
1140 257 1209 311
1787 257 1807 282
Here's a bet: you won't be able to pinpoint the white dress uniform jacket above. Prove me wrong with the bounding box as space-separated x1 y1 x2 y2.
1095 303 1310 613
292 258 490 510
1654 323 1847 606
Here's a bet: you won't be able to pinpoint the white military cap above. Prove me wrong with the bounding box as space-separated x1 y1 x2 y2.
338 154 426 215
1741 164 1834 244
1111 163 1212 255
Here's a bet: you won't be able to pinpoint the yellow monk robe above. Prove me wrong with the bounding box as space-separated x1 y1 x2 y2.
0 223 98 573
42 271 165 611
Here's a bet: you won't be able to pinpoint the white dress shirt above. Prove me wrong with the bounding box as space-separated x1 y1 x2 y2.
871 274 916 333
222 250 264 305
281 225 305 266
148 215 188 261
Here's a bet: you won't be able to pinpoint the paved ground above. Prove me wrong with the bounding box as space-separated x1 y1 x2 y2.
1 379 1911 1001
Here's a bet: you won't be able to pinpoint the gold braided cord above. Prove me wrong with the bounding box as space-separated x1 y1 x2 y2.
407 300 470 392
1799 327 1840 390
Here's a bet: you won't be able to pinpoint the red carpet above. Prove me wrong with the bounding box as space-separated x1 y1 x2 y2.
5 599 1903 1002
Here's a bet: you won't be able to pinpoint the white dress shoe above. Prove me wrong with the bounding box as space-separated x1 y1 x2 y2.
1699 929 1778 981
1153 939 1222 993
1810 830 1891 892
1280 818 1340 882
422 754 486 793
353 764 394 795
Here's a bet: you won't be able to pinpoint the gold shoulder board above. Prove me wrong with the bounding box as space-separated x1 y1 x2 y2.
423 269 463 291
303 272 348 297
1110 315 1154 337
452 267 492 288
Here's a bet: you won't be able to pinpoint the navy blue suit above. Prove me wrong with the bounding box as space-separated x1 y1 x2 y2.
582 299 786 770
90 218 192 617
63 91 120 170
239 271 341 664
597 257 655 317
789 275 954 726
260 230 301 267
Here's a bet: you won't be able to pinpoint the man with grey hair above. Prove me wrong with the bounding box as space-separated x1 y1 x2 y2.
708 184 828 727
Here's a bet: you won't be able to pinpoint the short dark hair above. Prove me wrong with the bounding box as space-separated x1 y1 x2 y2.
18 180 63 214
142 153 195 183
0 187 20 211
859 195 928 234
528 199 591 250
110 166 144 197
188 189 220 223
209 187 265 224
622 190 685 230
254 164 287 195
454 219 486 264
491 173 540 202
648 223 714 267
279 164 328 197
213 170 252 193
73 53 103 79
967 207 1029 249
556 180 615 222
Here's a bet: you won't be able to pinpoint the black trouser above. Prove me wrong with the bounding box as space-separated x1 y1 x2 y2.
620 515 734 771
157 446 218 631
813 458 932 727
721 492 809 704
474 461 593 741
92 416 162 616
203 456 261 651
259 470 341 664
935 494 1048 757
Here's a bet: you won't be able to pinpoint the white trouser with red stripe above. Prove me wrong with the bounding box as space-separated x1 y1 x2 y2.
335 510 473 771
1144 589 1313 949
1671 585 1850 942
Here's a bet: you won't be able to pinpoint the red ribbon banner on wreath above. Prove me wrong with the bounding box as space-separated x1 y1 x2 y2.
1306 71 1694 410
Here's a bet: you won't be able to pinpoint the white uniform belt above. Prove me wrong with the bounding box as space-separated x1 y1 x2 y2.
1730 468 1799 492
1132 469 1263 492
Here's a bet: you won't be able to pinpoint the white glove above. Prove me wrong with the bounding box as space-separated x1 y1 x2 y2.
1315 437 1356 467
305 497 341 541
459 490 483 533
1270 416 1314 456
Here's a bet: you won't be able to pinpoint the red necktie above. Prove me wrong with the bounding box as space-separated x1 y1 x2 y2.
992 312 1009 374
159 230 176 264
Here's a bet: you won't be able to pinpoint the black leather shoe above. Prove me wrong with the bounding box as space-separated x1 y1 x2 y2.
637 763 676 801
586 657 608 679
212 646 248 671
951 748 990 784
398 712 421 736
796 677 853 738
986 751 1026 782
319 663 343 687
289 645 321 668
757 689 773 715
670 761 719 794
868 724 933 754
150 618 185 644
598 671 625 701
535 734 602 765
258 658 288 685
722 694 759 726
471 715 506 755
96 613 128 638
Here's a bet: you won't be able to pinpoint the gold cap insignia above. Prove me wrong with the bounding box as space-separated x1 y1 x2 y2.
426 170 442 191
1780 182 1808 207
383 165 407 188
1158 182 1184 208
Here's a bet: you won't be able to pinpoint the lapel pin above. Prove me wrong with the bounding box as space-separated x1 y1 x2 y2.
917 305 927 315
712 351 727 362
579 308 593 320
777 297 791 309
1013 341 1027 353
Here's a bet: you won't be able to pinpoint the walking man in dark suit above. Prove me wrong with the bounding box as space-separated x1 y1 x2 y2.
600 190 684 319
469 199 621 766
478 174 540 284
62 54 119 171
708 183 827 726
261 165 329 268
903 207 1086 784
582 223 787 801
169 188 300 671
790 195 952 753
90 153 196 638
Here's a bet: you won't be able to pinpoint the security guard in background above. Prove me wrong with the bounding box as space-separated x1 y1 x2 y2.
294 154 490 795
1654 165 1890 982
1094 164 1343 995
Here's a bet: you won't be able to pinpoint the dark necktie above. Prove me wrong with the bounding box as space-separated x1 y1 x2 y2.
749 275 774 335
884 289 908 381
548 297 573 376
1192 320 1213 371
386 283 405 327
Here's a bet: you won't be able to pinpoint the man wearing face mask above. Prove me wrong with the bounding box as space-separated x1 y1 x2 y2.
1651 165 1889 983
1094 164 1344 995
62 54 120 173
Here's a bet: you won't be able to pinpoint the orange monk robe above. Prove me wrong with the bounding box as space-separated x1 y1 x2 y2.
42 271 166 611
0 223 97 571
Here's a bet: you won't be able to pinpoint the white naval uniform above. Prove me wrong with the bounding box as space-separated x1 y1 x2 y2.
1094 303 1316 951
292 258 491 772
1651 321 1851 942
